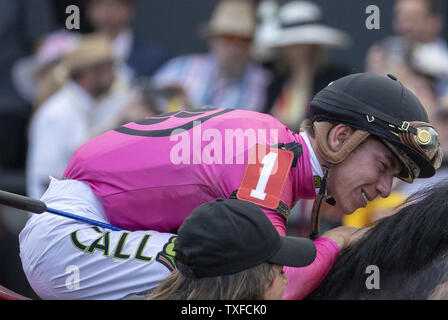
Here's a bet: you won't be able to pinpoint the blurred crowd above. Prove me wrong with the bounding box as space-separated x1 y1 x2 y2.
0 0 447 298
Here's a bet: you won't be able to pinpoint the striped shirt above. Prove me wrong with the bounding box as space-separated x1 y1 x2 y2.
153 53 269 111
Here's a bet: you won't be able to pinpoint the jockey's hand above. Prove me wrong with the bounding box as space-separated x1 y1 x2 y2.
321 225 368 249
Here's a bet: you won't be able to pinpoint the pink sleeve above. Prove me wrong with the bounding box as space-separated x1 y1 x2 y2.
264 208 288 236
282 237 340 300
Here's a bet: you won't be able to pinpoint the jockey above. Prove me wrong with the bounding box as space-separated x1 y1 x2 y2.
19 73 442 299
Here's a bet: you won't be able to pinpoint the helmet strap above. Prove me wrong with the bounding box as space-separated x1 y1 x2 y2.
309 163 332 240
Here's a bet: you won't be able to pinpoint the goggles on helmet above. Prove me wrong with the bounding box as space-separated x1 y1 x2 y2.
394 121 443 171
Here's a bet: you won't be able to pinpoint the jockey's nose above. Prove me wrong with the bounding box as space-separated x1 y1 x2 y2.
376 173 393 198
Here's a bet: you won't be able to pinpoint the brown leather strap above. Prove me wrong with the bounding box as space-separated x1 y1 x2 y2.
313 121 371 165
229 190 291 223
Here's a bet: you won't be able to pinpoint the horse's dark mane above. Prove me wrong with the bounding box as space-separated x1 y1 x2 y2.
307 182 448 299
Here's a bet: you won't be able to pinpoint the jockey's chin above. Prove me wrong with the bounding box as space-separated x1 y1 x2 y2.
332 188 369 216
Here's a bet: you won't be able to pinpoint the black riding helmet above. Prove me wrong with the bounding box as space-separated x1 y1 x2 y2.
309 72 442 183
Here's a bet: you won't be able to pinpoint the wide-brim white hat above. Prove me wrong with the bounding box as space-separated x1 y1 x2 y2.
266 24 351 48
260 1 351 49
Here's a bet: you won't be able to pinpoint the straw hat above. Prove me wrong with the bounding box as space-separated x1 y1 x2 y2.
262 1 351 48
63 34 116 74
204 0 256 39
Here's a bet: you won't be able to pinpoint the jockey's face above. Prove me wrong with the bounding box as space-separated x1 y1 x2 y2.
326 130 402 215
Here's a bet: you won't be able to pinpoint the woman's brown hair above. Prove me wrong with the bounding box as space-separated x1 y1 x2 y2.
148 262 276 300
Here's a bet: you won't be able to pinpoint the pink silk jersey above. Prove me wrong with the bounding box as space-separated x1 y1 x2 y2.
63 108 317 234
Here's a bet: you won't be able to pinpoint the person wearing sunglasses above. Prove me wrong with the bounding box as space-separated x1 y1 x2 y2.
19 73 442 300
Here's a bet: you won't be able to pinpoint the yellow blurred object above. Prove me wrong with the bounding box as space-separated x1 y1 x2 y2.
343 192 406 227
167 97 186 113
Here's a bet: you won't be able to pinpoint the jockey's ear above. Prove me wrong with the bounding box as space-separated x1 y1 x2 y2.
327 124 355 152
311 121 370 165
